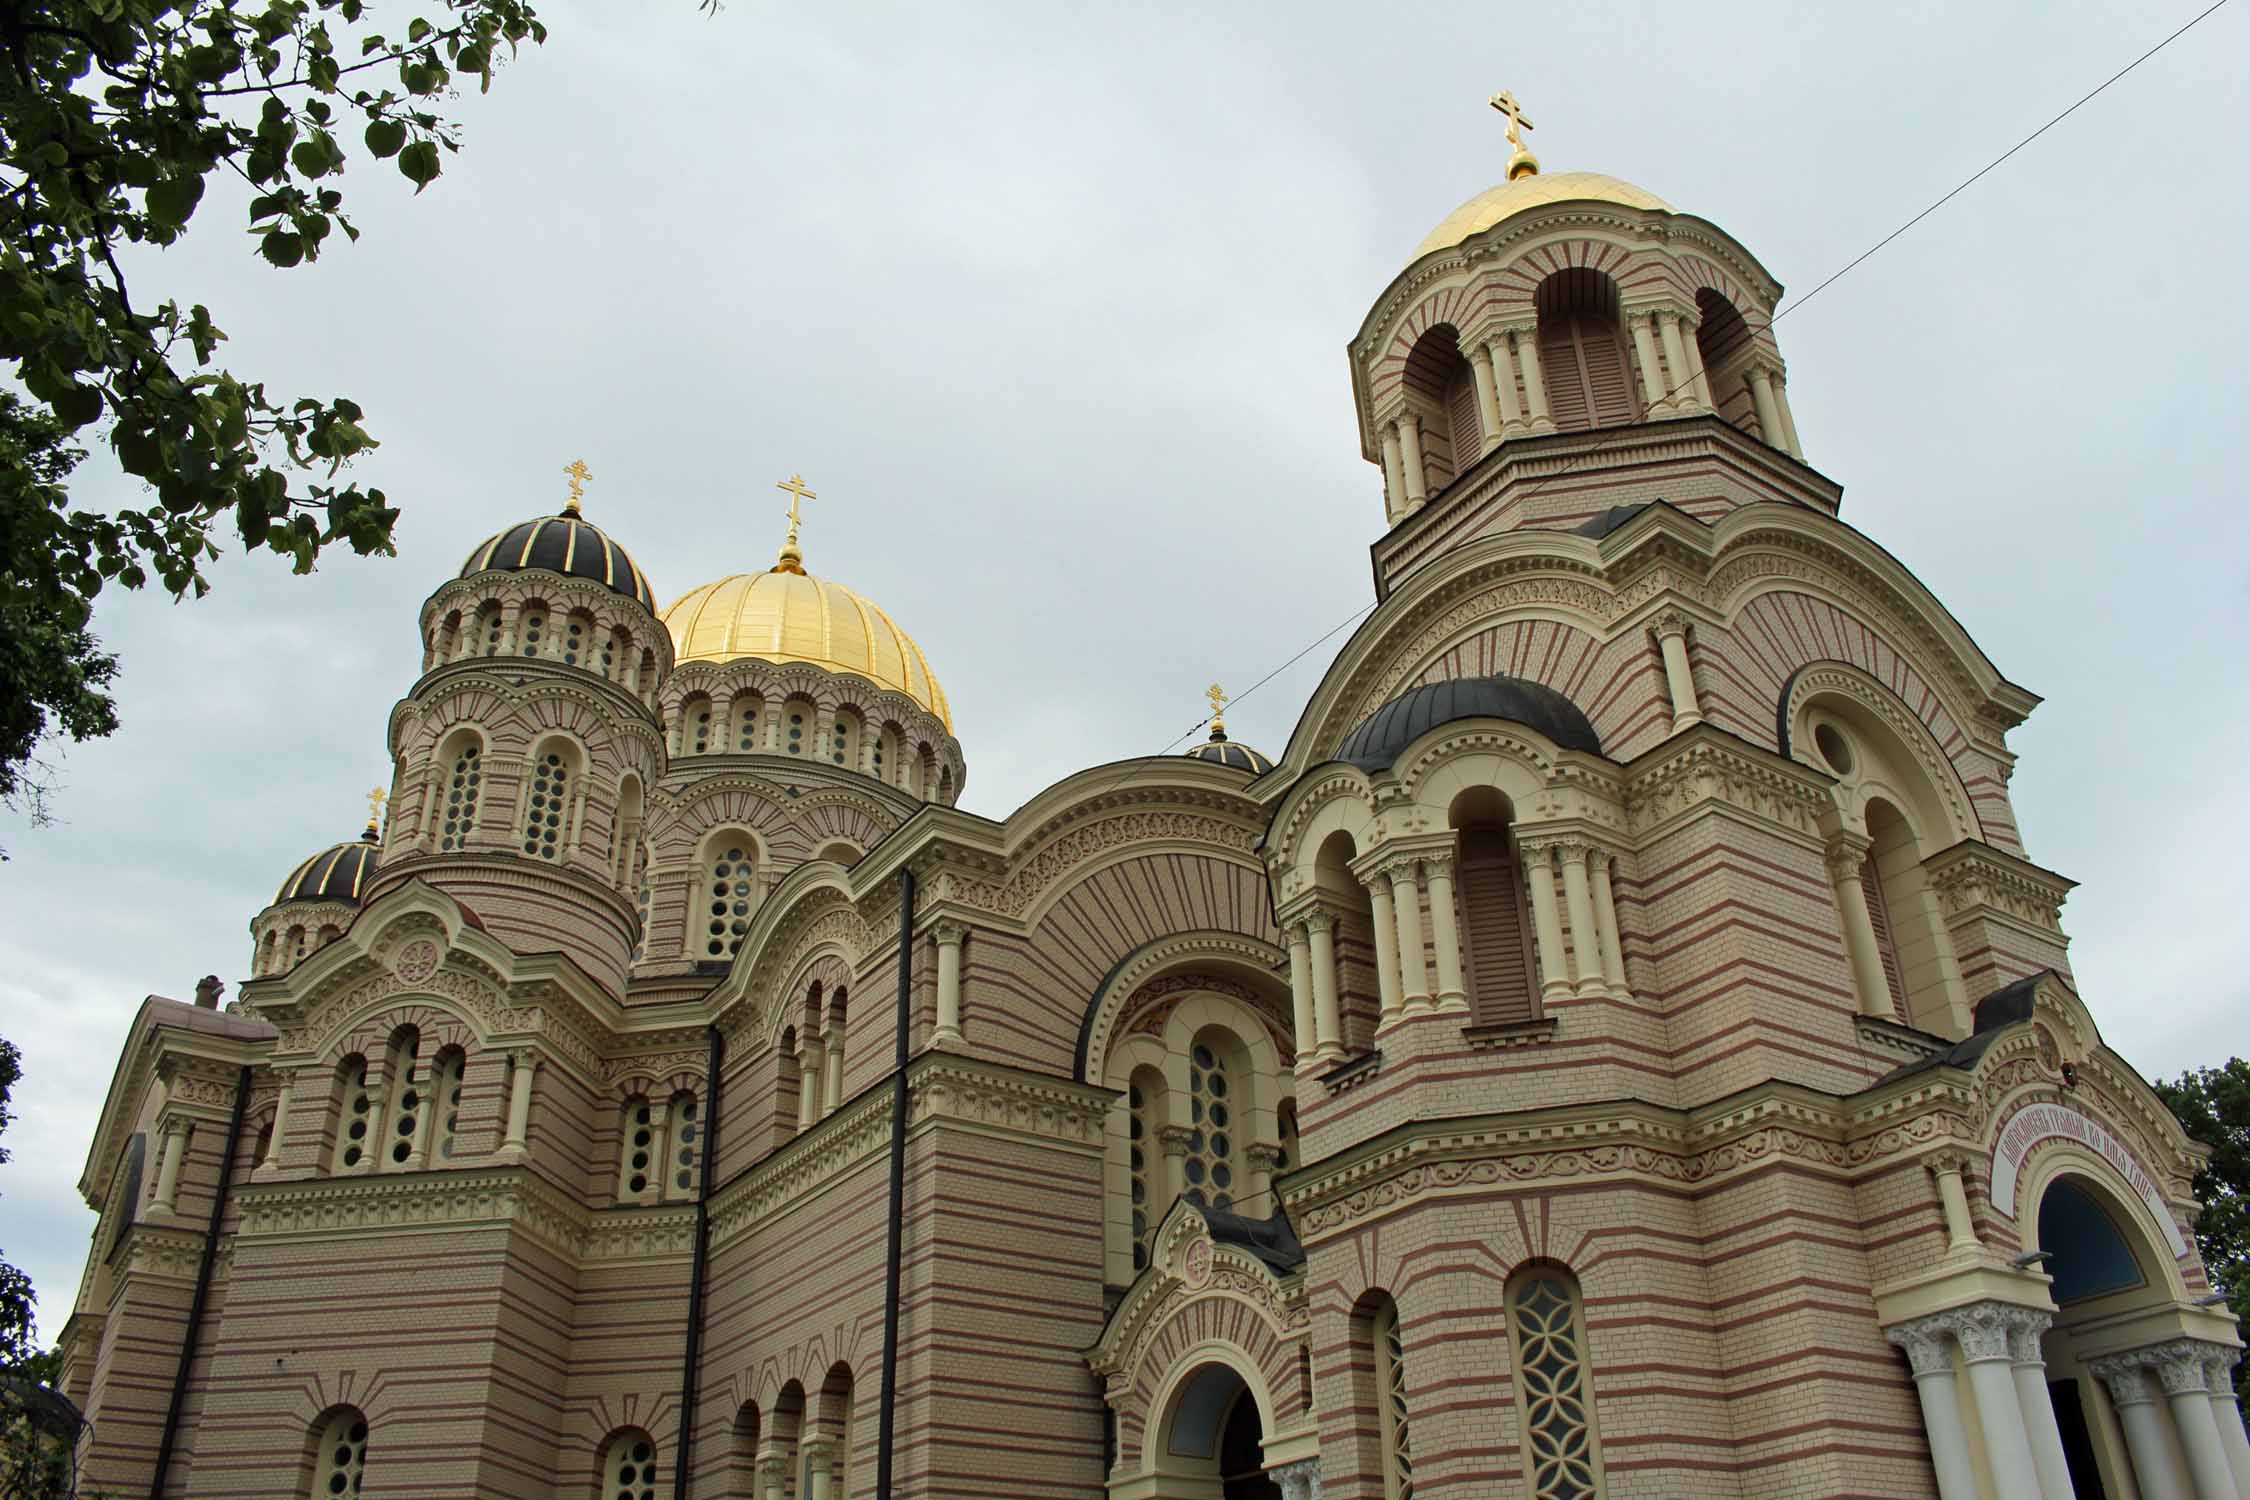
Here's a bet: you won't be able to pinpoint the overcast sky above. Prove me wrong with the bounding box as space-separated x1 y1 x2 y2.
3 0 2244 1340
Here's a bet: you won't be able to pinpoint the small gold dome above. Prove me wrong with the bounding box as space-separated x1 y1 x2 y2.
662 571 952 731
1410 170 1674 263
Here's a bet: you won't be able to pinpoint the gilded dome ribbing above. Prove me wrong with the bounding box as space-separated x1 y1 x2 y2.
273 828 382 907
662 571 952 731
1410 171 1674 263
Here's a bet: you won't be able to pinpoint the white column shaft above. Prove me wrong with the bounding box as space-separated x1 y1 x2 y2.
1379 427 1407 522
1425 860 1468 1013
1591 855 1629 996
1965 1355 2046 1500
1629 315 1667 411
1559 851 1603 997
823 1028 845 1115
1833 862 1897 1018
1515 332 1553 429
934 930 965 1047
1748 366 1784 448
1287 929 1316 1070
503 1056 535 1148
1680 320 1714 407
263 1083 291 1171
2116 1397 2192 1500
1308 921 1344 1060
1657 628 1702 729
1911 1365 1985 1500
2169 1387 2240 1500
1657 314 1696 412
1398 415 1429 505
1524 851 1570 1001
1489 339 1524 430
154 1125 187 1213
1365 876 1404 1023
796 1049 821 1128
2214 1388 2250 1498
1391 868 1431 1012
2010 1359 2079 1500
1469 345 1505 453
1774 376 1805 457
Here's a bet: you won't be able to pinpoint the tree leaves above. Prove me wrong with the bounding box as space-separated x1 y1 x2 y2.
397 138 441 190
2156 1059 2250 1400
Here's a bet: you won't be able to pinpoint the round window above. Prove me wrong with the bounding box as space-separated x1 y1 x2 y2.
1813 721 1854 776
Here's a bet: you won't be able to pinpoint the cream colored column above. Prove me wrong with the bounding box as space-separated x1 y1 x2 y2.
1678 316 1715 408
1590 852 1629 998
644 1098 673 1197
755 1452 788 1500
1773 374 1805 458
1379 426 1407 523
796 1041 822 1129
1158 1124 1193 1205
1424 852 1469 1014
933 921 966 1049
1887 1321 1982 1500
261 1081 291 1171
1926 1153 1981 1256
1513 327 1555 432
803 1437 837 1500
1522 844 1572 1004
1364 873 1405 1024
2155 1343 2241 1500
1628 312 1668 412
1488 335 1525 433
1468 344 1505 454
1389 864 1432 1014
1286 925 1317 1072
1657 312 1700 413
2093 1356 2192 1500
1307 911 1345 1061
1653 612 1703 731
2002 1312 2080 1500
2206 1347 2250 1498
1826 833 1896 1018
1397 414 1429 509
1747 363 1785 449
822 1021 845 1117
153 1119 188 1214
1953 1307 2046 1500
1246 1142 1282 1209
405 1054 436 1168
1558 842 1604 999
502 1051 538 1151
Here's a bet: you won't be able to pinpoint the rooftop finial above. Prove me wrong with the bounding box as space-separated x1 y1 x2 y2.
562 457 592 516
1489 88 1539 180
1206 682 1229 741
364 786 387 841
773 472 818 575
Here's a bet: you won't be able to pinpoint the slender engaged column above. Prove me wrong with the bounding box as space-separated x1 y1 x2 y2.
1379 426 1407 522
1398 414 1429 508
1286 926 1317 1071
2205 1348 2250 1497
1488 337 1524 432
1558 844 1604 999
932 920 966 1048
1773 374 1805 458
1747 363 1785 449
1926 1153 1981 1256
1513 328 1554 431
153 1119 187 1214
1522 845 1571 1002
2005 1310 2078 1500
1678 317 1714 408
2156 1343 2242 1500
1590 853 1629 997
405 1055 435 1168
1468 344 1505 454
2093 1355 2192 1500
803 1437 837 1500
1628 312 1668 411
796 1042 822 1129
1887 1322 1982 1500
1653 613 1703 730
1246 1142 1282 1208
1157 1124 1193 1206
1364 875 1404 1024
262 1081 291 1171
1424 855 1469 1013
823 1024 845 1116
755 1452 788 1500
502 1051 537 1151
1954 1308 2046 1500
1657 312 1698 413
1388 864 1432 1014
1307 912 1344 1061
1826 833 1896 1019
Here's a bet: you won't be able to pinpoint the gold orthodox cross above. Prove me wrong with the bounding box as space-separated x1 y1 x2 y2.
366 786 387 832
1206 682 1228 731
563 458 593 514
1488 89 1534 150
776 472 817 540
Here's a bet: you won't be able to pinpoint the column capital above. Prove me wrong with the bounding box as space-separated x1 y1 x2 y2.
931 918 969 947
2150 1338 2220 1396
2089 1351 2157 1405
1885 1319 1954 1378
1651 606 1696 643
799 1434 840 1461
1823 830 1874 882
1496 319 1538 345
1156 1124 1196 1157
753 1451 791 1480
1744 353 1787 383
509 1048 541 1073
1268 1457 1323 1500
1245 1142 1285 1170
1923 1148 1970 1178
2004 1308 2054 1365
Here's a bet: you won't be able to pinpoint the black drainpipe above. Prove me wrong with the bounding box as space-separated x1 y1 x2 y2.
673 1023 725 1497
876 867 916 1498
149 1063 252 1498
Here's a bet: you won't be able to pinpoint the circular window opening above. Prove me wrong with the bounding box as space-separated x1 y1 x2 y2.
1813 721 1854 776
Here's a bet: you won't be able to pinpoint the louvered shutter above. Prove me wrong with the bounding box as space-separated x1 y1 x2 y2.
1579 315 1637 426
1460 829 1537 1025
1861 849 1909 1022
1446 371 1483 477
1540 318 1592 432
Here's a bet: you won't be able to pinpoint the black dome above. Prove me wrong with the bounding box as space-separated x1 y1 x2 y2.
1184 730 1274 774
1334 675 1601 770
460 510 655 610
274 831 381 907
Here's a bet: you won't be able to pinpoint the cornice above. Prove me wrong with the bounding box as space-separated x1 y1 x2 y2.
1924 839 2075 935
1619 727 1831 844
232 1163 698 1262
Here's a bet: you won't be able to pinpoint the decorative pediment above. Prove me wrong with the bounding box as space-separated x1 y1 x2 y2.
1086 1200 1307 1389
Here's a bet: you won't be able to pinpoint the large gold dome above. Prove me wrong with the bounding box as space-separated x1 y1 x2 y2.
661 570 952 731
1410 171 1673 263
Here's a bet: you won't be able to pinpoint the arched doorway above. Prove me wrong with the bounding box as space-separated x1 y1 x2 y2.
1154 1361 1279 1499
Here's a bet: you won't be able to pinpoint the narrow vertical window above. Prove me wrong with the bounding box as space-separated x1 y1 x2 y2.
439 741 481 851
786 709 804 755
562 612 588 666
517 605 546 657
632 849 653 965
1508 1267 1605 1500
1182 1041 1235 1211
381 1030 423 1167
310 1406 368 1497
1860 846 1908 1021
707 843 754 957
477 603 503 656
1127 1070 1161 1272
671 1089 701 1195
332 1059 371 1172
619 1095 654 1199
522 747 569 860
738 698 763 751
1373 1297 1414 1500
431 1049 465 1161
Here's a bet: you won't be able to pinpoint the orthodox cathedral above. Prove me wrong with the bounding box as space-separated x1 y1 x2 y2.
56 97 2249 1500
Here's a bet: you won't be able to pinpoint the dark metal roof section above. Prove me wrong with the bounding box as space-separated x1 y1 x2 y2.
1335 675 1602 770
1195 1203 1305 1274
274 831 381 907
459 512 657 610
1569 501 1653 538
1873 971 2059 1085
1183 732 1274 775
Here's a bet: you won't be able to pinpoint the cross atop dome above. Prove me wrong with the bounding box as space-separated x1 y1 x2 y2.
773 472 817 575
1488 87 1539 180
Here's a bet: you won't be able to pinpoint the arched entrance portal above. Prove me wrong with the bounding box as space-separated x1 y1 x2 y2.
1157 1362 1280 1500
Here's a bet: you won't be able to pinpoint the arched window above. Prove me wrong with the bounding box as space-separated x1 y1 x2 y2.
435 732 483 851
257 930 278 976
430 1048 465 1161
517 602 548 658
600 625 624 679
875 723 899 783
1536 269 1638 431
782 699 812 756
598 1427 659 1500
520 740 576 861
700 835 757 959
1401 324 1478 491
475 602 503 656
632 843 653 965
380 1028 423 1167
1181 1031 1239 1212
615 775 645 888
434 610 461 664
287 924 309 966
735 694 765 752
560 610 593 667
1694 288 1759 434
309 1405 368 1497
1127 1066 1164 1272
332 1056 371 1172
831 710 859 767
682 694 713 756
668 1088 702 1197
1507 1265 1605 1500
1371 1296 1414 1500
618 1094 658 1201
1452 790 1539 1026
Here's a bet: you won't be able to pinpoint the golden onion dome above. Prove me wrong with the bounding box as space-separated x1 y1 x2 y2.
662 570 952 731
1410 170 1674 263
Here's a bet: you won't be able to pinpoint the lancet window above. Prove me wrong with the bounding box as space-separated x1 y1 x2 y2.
380 1028 423 1167
517 604 547 657
599 1428 659 1500
1127 1068 1162 1272
1508 1265 1605 1500
430 1048 465 1161
1372 1296 1414 1500
521 743 573 860
310 1407 368 1497
669 1089 702 1195
436 735 482 851
703 835 756 958
332 1057 372 1171
1181 1035 1237 1211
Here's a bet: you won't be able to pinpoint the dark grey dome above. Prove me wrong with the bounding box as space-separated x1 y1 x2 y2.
1184 729 1273 775
460 509 655 609
274 828 381 906
1334 675 1601 770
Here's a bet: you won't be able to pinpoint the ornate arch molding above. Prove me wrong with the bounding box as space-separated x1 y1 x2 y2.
1780 659 1983 844
709 874 872 1052
388 671 668 765
1077 930 1292 1084
1087 1203 1310 1477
